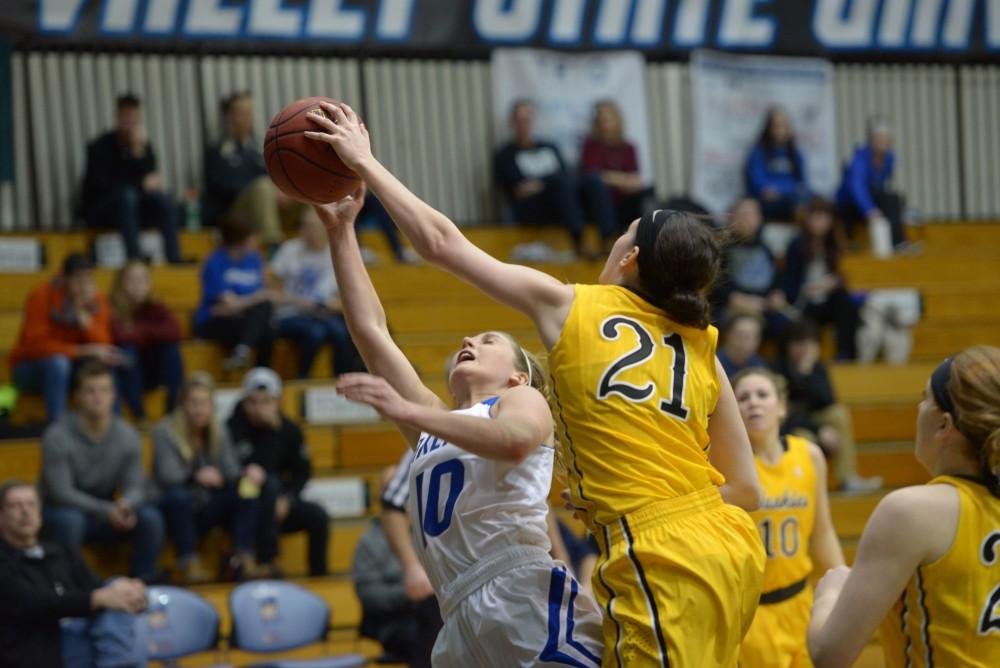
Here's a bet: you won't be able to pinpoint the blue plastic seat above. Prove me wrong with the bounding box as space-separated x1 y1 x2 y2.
134 586 221 663
229 580 366 668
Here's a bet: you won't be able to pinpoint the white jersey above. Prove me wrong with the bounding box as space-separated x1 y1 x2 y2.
407 396 554 593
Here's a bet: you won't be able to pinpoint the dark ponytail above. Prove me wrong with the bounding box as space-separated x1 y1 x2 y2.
634 210 721 329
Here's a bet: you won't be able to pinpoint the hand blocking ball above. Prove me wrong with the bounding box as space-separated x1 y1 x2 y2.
263 96 362 205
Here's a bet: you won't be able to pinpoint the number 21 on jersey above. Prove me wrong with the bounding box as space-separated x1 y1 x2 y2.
597 316 689 420
414 458 465 545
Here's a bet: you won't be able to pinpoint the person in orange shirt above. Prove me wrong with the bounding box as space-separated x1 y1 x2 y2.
9 253 124 421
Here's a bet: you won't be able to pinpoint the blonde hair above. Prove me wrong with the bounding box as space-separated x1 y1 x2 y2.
500 332 549 399
590 99 625 144
170 372 224 463
947 346 1000 498
109 258 151 324
731 366 788 403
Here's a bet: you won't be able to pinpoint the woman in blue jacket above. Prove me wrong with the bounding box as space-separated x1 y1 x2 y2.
835 118 905 248
745 107 811 221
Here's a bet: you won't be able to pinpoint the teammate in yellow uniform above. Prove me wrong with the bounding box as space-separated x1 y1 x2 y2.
809 346 1000 667
732 368 843 668
306 102 766 667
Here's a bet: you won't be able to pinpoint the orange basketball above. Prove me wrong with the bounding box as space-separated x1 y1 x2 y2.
263 96 361 205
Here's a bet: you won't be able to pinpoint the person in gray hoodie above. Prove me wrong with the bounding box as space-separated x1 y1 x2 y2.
40 360 164 581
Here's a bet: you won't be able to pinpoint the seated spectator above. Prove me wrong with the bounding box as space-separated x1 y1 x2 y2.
228 368 329 577
0 481 148 668
354 465 441 668
110 258 184 421
745 107 811 221
580 100 655 230
713 198 788 334
9 253 125 422
271 206 365 379
151 372 262 584
193 214 277 372
836 117 909 252
357 193 419 264
783 198 859 360
494 99 616 257
82 93 181 264
718 311 769 379
774 320 882 494
204 91 294 246
580 99 654 230
40 361 165 582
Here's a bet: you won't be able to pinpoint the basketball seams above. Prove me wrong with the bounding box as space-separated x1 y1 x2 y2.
273 144 359 182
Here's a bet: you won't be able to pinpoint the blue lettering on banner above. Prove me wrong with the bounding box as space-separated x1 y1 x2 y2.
305 0 366 41
718 0 777 48
671 0 712 47
183 0 245 37
374 0 415 41
549 0 587 45
39 0 89 34
473 0 543 43
31 0 1000 52
144 0 183 34
248 0 304 38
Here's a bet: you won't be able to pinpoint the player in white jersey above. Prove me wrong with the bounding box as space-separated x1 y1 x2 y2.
315 188 603 667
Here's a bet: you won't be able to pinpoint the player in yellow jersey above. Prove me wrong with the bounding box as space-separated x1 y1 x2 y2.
809 346 1000 667
732 368 844 668
306 102 765 667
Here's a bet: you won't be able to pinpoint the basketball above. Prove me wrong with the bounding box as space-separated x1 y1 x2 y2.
263 96 361 205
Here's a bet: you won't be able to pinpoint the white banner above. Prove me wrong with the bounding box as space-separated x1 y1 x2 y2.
691 50 837 216
491 48 654 185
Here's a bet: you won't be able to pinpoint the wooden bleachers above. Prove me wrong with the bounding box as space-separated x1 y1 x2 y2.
0 222 995 667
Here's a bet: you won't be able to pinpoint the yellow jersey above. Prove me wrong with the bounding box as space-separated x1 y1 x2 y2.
752 435 818 593
548 283 724 529
879 475 1000 667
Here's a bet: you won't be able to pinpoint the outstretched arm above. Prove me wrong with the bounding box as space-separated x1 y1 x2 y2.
315 190 446 445
338 375 551 464
306 102 575 349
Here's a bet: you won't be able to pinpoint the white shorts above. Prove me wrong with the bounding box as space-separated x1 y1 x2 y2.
431 547 604 667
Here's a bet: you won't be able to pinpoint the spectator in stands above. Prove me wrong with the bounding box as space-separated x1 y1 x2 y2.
774 320 882 494
151 372 263 584
783 198 859 360
836 117 909 252
193 214 277 372
82 93 182 264
494 99 616 257
354 465 441 668
228 368 329 577
713 198 788 333
39 361 165 582
9 253 124 422
0 481 148 668
204 91 292 245
580 99 653 230
271 207 365 379
357 194 420 264
110 258 184 422
717 311 769 379
745 107 811 221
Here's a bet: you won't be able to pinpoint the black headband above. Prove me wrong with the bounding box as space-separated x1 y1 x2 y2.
930 357 956 416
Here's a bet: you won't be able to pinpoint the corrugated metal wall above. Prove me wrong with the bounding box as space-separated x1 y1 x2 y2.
4 53 998 230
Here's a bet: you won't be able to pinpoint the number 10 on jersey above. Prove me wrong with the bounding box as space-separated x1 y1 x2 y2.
414 458 465 544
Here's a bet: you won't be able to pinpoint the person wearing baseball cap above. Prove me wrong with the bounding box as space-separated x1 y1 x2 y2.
227 368 329 576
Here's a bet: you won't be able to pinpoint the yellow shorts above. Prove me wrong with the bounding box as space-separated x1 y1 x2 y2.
740 583 814 668
592 486 766 668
